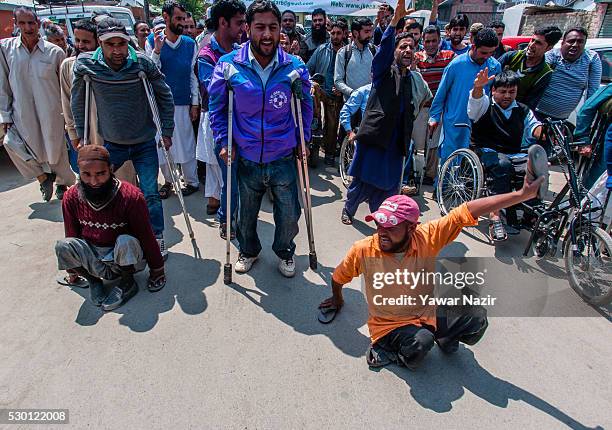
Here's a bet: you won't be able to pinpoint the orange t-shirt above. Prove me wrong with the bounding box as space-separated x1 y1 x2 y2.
332 203 478 344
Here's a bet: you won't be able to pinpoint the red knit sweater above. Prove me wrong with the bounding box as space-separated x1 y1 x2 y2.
61 181 164 270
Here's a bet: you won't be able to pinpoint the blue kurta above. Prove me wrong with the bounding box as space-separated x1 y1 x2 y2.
429 52 500 162
348 25 404 191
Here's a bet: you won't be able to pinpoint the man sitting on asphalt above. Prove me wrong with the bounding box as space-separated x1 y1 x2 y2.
208 0 313 277
467 69 543 241
55 145 166 311
320 175 545 369
498 26 561 111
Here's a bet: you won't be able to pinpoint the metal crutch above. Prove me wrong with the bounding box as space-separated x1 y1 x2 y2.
137 72 197 250
398 155 407 194
419 133 433 192
223 65 235 285
83 75 91 146
289 71 317 270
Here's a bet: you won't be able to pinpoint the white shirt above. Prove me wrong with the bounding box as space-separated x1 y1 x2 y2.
248 45 278 87
146 32 200 105
467 90 540 147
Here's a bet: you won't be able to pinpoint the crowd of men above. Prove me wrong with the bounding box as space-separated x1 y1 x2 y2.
0 0 608 369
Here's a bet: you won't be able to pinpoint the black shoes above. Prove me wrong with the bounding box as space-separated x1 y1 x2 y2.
40 173 55 202
181 184 199 196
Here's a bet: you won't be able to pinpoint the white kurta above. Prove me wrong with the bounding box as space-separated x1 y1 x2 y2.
0 37 66 165
197 112 223 200
157 105 196 165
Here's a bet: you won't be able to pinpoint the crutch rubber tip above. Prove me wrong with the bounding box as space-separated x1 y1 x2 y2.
309 253 318 270
223 264 232 285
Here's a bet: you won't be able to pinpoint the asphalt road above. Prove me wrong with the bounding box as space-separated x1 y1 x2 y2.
0 148 610 429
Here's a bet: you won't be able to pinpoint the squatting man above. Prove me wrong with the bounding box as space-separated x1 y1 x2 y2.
320 173 545 370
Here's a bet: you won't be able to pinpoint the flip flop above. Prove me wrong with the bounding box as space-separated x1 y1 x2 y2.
56 274 89 288
527 144 549 200
318 305 338 324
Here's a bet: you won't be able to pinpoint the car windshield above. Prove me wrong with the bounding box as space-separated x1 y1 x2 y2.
110 12 135 35
598 50 611 85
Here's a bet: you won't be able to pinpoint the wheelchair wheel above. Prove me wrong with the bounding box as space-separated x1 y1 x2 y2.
564 225 612 306
437 148 484 216
339 136 355 189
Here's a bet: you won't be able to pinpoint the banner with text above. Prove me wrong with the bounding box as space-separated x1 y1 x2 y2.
243 0 398 16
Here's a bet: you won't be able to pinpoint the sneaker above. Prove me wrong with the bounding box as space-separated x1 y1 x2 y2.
157 237 168 261
55 185 67 200
40 173 55 202
278 257 296 278
101 282 138 312
235 254 258 273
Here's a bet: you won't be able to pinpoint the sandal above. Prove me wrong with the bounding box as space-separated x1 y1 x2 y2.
159 183 172 200
207 198 220 215
56 274 89 288
489 219 508 242
365 344 397 368
527 144 549 200
318 305 338 324
401 184 418 196
341 208 353 225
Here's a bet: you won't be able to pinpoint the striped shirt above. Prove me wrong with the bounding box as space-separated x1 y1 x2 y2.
414 49 455 96
537 48 602 120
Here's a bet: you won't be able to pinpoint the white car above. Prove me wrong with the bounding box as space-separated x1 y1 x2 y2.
37 5 137 39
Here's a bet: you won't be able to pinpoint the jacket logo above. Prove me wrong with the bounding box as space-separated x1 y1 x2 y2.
270 90 288 109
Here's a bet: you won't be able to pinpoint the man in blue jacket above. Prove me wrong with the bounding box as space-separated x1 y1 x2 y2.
209 0 313 277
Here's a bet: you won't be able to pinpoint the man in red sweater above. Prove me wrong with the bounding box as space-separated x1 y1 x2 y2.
55 145 166 311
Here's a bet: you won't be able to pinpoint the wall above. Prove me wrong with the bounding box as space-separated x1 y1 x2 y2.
519 5 606 37
453 0 502 25
0 10 14 39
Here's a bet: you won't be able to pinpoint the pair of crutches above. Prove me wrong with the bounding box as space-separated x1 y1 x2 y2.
221 67 318 285
82 73 197 250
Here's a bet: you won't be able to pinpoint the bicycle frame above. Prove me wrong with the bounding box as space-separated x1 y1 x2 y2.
522 120 593 257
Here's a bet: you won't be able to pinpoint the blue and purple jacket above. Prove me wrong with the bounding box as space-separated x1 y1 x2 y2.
208 42 313 164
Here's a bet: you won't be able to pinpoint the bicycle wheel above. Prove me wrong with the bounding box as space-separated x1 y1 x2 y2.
339 136 355 189
564 225 612 305
437 149 484 216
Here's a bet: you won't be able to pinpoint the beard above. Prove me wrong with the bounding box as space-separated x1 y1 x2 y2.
312 26 327 44
358 36 371 46
169 22 184 35
79 176 118 206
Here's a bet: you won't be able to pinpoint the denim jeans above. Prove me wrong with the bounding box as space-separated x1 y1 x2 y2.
237 155 301 260
215 143 239 224
66 133 79 174
104 140 164 237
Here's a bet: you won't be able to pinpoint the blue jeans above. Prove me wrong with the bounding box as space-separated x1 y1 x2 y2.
66 133 79 174
104 140 164 237
215 143 239 224
237 156 301 260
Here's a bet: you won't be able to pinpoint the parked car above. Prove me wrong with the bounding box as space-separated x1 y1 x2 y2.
36 5 137 39
502 36 531 51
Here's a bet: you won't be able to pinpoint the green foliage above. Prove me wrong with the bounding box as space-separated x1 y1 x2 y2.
149 0 205 20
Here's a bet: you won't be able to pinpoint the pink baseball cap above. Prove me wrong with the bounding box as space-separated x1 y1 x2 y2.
365 195 420 227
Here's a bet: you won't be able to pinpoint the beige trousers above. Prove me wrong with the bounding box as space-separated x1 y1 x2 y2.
4 143 75 186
